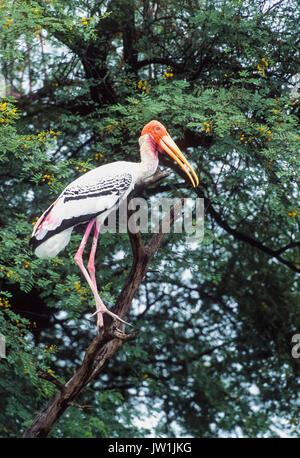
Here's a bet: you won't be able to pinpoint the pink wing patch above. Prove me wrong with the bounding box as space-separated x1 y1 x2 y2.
32 198 61 240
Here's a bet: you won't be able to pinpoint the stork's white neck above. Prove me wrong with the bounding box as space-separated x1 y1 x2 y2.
137 134 159 182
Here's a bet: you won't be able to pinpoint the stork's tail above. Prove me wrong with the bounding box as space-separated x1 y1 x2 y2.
30 227 73 259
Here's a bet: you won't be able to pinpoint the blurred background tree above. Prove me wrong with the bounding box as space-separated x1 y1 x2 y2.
0 0 299 437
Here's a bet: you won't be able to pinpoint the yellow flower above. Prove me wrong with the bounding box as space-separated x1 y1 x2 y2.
0 297 10 308
288 210 298 217
1 102 7 111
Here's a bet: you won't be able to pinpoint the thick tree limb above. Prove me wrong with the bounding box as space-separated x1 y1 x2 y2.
23 172 182 438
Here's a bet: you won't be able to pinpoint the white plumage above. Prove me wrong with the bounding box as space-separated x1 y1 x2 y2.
31 161 148 258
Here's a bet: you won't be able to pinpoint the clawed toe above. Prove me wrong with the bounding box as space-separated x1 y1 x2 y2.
91 308 133 328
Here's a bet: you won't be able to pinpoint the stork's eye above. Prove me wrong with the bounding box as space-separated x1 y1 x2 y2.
155 127 160 131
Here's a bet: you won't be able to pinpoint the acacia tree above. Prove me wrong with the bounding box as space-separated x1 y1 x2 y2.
0 0 299 438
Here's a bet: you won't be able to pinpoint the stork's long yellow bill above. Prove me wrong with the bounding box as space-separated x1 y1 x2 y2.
160 134 199 187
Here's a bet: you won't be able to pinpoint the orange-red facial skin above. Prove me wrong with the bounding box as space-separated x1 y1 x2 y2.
141 120 168 146
141 120 199 187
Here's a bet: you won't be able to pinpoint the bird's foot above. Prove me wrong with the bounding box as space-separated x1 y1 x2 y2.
90 307 133 330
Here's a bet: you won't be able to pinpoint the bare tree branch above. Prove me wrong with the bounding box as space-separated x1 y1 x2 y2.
38 371 65 391
68 402 92 410
203 192 300 273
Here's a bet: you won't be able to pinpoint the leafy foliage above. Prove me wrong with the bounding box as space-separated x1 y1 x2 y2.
0 0 299 438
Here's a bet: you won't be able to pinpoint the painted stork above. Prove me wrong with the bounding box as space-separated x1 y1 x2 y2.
30 120 199 330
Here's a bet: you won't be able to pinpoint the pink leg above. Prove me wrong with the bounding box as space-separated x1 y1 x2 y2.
74 219 132 331
74 218 102 323
75 218 96 261
87 220 101 290
87 221 105 329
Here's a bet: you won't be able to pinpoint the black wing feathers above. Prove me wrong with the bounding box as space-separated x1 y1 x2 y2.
30 173 133 251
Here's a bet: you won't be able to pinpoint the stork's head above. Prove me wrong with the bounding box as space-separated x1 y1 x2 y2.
141 120 199 187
